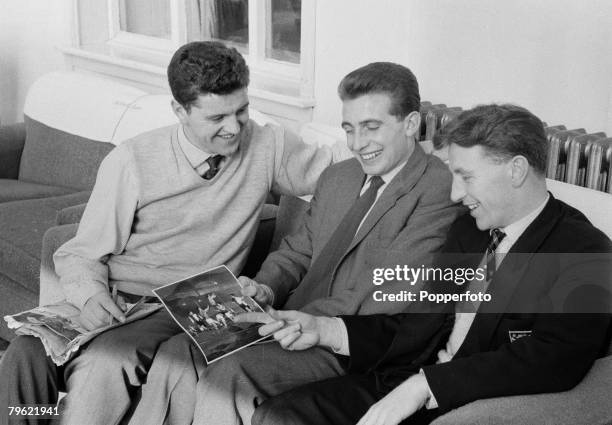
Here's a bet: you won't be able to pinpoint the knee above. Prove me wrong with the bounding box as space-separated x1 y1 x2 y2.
152 334 194 369
78 330 143 369
1 336 47 368
201 352 244 382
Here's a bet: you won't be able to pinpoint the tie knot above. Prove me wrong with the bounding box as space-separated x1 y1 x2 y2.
487 228 506 252
202 155 224 179
368 175 384 191
206 155 224 169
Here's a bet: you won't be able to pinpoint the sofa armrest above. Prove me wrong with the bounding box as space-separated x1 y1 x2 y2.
431 355 612 425
0 122 26 179
39 223 78 306
56 202 87 225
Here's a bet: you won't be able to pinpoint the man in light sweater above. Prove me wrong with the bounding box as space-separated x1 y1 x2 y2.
0 41 334 425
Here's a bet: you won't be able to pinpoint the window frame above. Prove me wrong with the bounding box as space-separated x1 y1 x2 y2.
103 0 315 99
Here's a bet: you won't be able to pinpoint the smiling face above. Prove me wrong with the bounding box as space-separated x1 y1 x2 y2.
448 143 517 231
341 93 417 176
173 88 249 156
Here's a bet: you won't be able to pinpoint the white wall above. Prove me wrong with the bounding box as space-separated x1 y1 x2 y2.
1 0 611 135
312 0 612 134
0 0 71 125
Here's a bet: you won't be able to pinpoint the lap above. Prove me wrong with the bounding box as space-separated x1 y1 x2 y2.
253 373 441 425
202 341 344 393
78 308 180 358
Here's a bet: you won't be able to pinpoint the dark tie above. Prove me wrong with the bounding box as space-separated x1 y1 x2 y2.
202 155 224 179
486 228 506 280
285 175 385 308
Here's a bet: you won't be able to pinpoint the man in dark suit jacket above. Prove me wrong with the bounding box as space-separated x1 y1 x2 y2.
125 62 460 425
245 104 612 425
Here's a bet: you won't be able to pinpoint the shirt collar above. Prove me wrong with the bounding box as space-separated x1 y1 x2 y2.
177 125 212 169
499 193 550 248
366 159 407 189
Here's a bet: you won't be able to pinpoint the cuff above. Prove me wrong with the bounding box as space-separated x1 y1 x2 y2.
420 369 439 409
62 278 108 310
330 317 350 356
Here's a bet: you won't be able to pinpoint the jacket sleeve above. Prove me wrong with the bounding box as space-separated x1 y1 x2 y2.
254 166 332 307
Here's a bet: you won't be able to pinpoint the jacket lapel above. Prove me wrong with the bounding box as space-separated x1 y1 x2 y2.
349 144 428 250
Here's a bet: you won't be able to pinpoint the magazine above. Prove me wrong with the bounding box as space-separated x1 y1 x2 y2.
4 298 162 366
153 265 268 364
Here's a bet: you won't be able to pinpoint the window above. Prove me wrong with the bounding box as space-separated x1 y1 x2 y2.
98 0 313 98
64 0 315 126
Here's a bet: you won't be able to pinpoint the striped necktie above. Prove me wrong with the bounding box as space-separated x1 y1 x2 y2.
202 155 224 180
486 228 506 280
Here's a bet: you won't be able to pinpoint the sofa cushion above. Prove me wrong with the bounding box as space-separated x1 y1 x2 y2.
0 191 91 293
431 355 612 425
18 116 114 190
0 179 75 203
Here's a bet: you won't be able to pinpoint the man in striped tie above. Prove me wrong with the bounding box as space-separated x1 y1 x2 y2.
249 104 611 425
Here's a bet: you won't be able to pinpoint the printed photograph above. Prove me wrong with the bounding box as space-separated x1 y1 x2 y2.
154 265 267 363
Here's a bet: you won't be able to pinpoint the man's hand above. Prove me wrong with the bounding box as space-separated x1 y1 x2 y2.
238 276 274 306
356 373 431 425
79 292 126 331
235 308 338 351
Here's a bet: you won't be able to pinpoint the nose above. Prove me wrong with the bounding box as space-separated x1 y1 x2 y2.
450 176 465 203
348 130 368 152
223 115 241 134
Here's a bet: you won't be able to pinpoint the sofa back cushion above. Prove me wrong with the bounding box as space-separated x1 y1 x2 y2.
19 115 114 190
19 71 148 189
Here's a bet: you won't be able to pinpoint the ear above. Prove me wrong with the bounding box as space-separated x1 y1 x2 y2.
172 100 189 124
403 111 421 138
509 155 529 187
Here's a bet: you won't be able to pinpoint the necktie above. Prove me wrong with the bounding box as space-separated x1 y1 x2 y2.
285 176 385 308
442 228 507 358
202 155 224 180
485 228 506 280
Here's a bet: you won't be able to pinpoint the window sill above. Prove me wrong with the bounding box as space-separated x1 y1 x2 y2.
59 44 315 129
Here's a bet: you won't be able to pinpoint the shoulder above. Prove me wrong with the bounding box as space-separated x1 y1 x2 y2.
546 198 611 252
318 157 361 184
119 125 177 153
420 154 453 190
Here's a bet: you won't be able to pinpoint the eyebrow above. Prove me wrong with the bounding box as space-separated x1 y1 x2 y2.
204 102 250 120
451 167 472 175
341 119 383 128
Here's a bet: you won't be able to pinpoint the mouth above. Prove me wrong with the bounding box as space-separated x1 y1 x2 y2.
465 202 480 212
217 133 237 141
360 150 382 161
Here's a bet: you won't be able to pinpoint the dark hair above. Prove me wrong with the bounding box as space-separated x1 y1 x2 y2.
337 62 420 119
438 104 548 174
168 41 249 111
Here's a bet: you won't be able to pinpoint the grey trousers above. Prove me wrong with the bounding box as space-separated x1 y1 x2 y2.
128 333 345 425
0 309 181 425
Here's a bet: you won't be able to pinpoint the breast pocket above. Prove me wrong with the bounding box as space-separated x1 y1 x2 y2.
498 316 534 344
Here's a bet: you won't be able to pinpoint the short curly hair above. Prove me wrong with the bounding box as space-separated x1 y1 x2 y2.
168 41 250 111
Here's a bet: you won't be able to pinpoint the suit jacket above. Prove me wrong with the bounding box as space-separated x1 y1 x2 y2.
255 144 461 316
342 195 612 413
